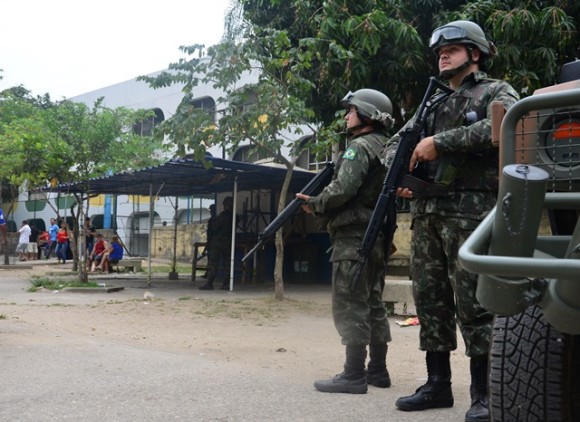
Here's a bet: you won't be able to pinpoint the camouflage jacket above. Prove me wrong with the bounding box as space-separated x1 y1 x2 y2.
388 71 519 221
306 130 388 236
211 209 233 244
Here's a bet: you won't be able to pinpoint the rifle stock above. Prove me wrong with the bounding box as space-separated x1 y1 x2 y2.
351 78 453 290
241 162 335 263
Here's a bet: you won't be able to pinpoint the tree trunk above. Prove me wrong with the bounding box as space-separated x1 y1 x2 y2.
70 203 79 274
72 194 89 283
273 164 295 301
2 199 16 265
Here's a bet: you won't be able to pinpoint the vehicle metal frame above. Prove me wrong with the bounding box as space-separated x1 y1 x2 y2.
459 88 580 335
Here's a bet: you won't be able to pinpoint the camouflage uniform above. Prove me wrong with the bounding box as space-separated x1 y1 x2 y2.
306 131 392 347
389 71 519 357
206 208 233 286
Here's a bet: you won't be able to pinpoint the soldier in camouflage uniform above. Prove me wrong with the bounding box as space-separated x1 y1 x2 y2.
200 197 233 291
391 21 519 421
296 88 395 394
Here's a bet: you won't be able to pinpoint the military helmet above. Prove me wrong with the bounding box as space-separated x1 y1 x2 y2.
340 89 394 129
429 20 496 57
222 196 233 208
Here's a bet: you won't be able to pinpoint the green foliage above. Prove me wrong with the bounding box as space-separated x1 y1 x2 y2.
140 31 322 167
0 88 166 191
239 0 428 125
238 0 580 122
441 1 579 93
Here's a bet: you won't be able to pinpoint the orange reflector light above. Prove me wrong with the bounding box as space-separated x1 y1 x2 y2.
553 122 580 139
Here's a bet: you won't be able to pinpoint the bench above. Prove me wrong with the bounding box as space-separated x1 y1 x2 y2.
191 241 257 284
191 242 208 282
111 258 144 273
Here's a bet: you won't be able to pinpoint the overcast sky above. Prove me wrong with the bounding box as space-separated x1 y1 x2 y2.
0 0 230 99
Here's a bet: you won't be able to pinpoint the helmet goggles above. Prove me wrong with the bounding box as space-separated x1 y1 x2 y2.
340 91 355 108
429 25 467 49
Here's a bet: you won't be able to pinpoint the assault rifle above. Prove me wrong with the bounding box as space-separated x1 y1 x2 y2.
350 77 454 290
242 161 335 263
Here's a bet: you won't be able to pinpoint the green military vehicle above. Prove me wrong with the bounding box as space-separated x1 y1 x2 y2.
459 61 580 421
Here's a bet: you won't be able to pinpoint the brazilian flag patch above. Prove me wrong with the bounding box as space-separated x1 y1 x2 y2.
342 148 357 160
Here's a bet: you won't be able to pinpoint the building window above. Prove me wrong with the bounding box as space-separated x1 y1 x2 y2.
228 87 257 116
190 96 217 122
133 108 164 136
295 135 331 171
232 145 270 163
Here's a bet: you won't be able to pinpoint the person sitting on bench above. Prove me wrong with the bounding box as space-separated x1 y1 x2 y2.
88 233 108 272
96 235 123 273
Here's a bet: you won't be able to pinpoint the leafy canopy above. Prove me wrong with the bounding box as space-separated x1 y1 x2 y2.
0 87 166 191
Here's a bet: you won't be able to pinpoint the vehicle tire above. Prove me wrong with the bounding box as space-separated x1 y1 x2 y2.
489 305 580 421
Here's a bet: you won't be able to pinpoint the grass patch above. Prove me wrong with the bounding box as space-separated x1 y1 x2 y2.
29 275 100 292
0 314 7 320
149 264 192 274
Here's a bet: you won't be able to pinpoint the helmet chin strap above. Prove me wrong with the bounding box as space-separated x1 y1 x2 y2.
439 59 471 80
346 123 366 136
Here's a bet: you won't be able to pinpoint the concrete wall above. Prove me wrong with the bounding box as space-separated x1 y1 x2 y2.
148 213 414 265
151 223 207 261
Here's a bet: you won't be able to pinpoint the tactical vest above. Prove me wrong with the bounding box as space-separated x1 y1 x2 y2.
420 77 501 193
327 132 388 230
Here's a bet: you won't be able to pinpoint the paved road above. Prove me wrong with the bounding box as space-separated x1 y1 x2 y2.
0 264 473 422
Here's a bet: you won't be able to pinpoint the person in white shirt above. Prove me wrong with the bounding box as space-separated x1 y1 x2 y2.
16 220 32 261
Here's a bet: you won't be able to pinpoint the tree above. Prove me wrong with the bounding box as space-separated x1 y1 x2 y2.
0 87 58 263
0 87 166 279
433 1 579 94
141 0 580 299
140 28 330 299
238 0 580 118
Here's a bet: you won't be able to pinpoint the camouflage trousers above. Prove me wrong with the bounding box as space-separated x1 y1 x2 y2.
207 240 231 284
411 214 492 358
330 233 392 346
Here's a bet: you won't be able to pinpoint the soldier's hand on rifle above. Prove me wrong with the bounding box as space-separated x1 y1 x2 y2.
295 193 313 214
396 187 414 199
409 136 439 171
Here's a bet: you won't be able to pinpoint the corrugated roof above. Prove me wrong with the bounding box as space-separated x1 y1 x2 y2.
46 157 319 197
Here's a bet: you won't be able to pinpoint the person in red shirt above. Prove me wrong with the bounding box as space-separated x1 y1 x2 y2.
37 230 50 260
88 233 108 272
55 223 70 264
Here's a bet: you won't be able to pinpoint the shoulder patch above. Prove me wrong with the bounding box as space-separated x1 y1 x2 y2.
342 148 357 160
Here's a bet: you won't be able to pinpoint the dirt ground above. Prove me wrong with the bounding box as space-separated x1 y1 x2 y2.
0 262 472 422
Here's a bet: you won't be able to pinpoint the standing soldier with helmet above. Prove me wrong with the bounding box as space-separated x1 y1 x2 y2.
200 196 234 291
391 20 519 421
296 88 395 394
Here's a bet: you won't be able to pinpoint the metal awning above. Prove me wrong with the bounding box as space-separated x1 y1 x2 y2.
46 156 317 197
42 156 324 290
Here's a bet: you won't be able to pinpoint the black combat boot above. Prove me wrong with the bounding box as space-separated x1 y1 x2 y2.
201 266 215 290
395 351 454 411
465 356 490 422
314 344 368 394
366 344 392 388
199 277 214 290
